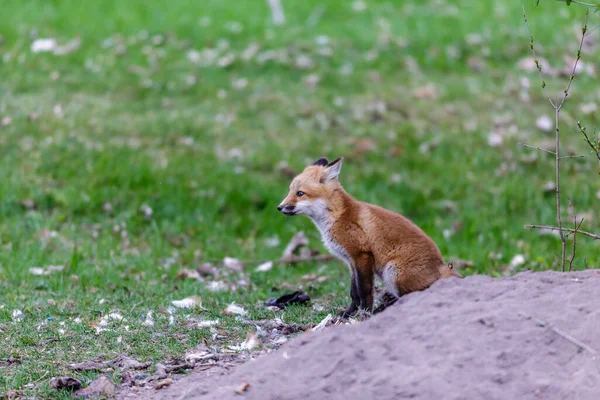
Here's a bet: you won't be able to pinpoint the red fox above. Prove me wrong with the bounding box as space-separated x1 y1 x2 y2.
277 157 462 317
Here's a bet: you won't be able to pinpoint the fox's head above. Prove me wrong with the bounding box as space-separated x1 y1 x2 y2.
277 157 343 218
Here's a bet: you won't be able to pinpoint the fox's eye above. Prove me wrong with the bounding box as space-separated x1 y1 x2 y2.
296 191 305 197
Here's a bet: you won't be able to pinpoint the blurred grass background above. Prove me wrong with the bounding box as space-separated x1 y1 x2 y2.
1 0 599 397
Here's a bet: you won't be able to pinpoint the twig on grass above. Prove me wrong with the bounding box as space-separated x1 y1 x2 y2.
519 311 598 356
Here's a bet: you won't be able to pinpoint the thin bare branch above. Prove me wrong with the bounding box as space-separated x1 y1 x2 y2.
522 5 556 108
556 0 599 7
554 98 566 271
519 142 556 155
577 121 600 164
526 225 600 240
559 154 585 159
557 9 589 111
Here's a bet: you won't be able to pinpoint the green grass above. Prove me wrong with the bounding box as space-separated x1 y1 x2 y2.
1 0 600 397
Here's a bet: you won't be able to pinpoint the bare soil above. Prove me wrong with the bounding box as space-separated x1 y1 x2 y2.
125 270 600 400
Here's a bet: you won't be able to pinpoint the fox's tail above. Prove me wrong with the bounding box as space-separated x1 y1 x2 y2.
439 263 463 279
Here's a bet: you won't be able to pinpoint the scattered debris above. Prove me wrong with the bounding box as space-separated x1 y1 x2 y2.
224 303 247 316
197 319 219 328
235 381 251 395
73 375 116 399
29 265 64 276
172 296 203 309
266 0 285 25
177 269 201 280
311 314 333 332
282 232 309 260
155 378 173 390
70 354 151 371
223 257 245 272
300 274 328 283
536 115 553 132
31 38 57 53
197 263 218 277
12 309 24 321
265 291 311 310
50 376 83 391
255 261 273 272
230 332 260 351
206 281 229 292
142 311 154 327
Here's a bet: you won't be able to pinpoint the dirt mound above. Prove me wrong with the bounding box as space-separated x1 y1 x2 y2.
148 270 600 400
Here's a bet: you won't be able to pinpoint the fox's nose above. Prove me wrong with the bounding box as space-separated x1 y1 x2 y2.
277 205 284 211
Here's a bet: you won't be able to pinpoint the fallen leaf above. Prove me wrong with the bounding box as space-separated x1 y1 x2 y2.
155 378 173 390
29 265 64 276
176 269 201 280
509 254 526 269
53 38 81 55
73 375 115 399
300 274 328 283
543 181 556 193
12 309 24 321
172 296 203 309
487 132 503 148
31 38 57 53
50 376 82 391
224 303 247 316
206 281 228 291
536 115 553 132
255 261 273 272
223 257 245 272
235 381 251 395
197 319 219 328
413 84 437 99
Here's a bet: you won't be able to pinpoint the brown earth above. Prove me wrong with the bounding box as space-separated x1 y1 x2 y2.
127 270 600 400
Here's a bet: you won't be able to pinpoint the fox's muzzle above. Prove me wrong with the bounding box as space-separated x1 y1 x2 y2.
277 204 296 216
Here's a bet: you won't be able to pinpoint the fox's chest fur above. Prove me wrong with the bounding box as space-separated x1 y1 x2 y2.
308 209 354 269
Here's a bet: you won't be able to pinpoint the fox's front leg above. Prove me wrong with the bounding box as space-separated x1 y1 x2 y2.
340 273 359 318
354 254 374 312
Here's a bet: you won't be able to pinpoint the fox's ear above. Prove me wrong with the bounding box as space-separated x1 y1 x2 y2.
322 157 343 182
312 157 329 167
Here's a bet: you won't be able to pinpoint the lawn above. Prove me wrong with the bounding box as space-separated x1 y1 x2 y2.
1 0 599 397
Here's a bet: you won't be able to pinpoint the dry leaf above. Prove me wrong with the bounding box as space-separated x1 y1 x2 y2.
413 84 437 99
176 269 201 280
224 303 247 316
29 265 64 276
235 381 251 395
73 375 115 399
31 38 57 53
487 132 503 148
536 115 553 132
223 257 245 272
12 309 24 321
255 261 273 272
155 378 173 390
172 296 203 309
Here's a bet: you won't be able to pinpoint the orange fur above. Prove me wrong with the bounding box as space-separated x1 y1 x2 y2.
278 157 461 315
